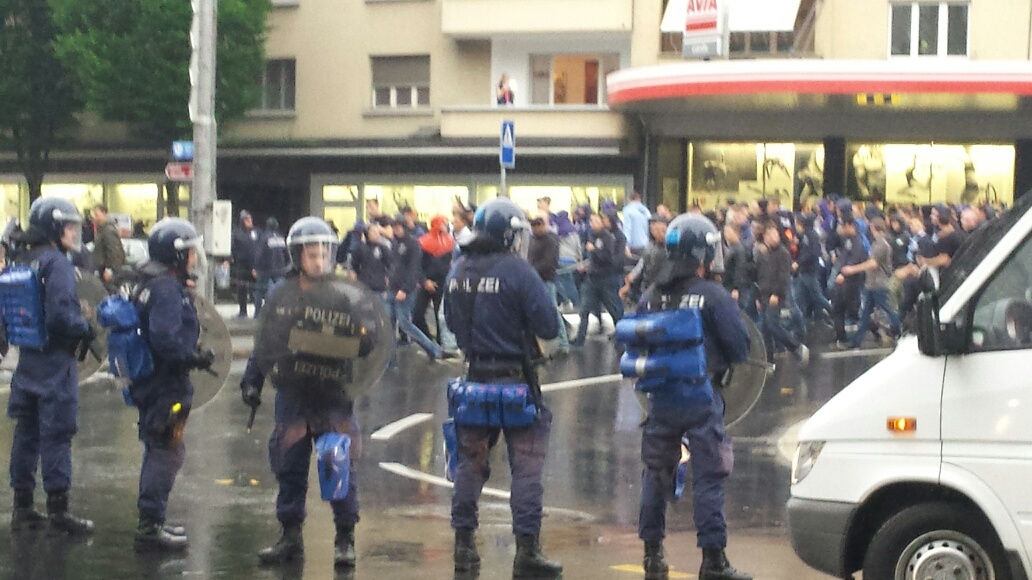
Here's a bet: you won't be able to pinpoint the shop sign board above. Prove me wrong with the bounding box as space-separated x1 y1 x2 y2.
165 161 194 182
683 0 729 59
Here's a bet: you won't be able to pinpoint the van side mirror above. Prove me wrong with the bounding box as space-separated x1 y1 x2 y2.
916 294 943 356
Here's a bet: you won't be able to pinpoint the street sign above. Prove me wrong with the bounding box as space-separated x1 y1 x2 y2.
500 120 515 170
172 140 194 161
165 162 194 182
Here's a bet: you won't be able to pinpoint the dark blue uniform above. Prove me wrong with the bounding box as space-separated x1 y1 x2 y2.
443 249 558 535
248 274 362 531
131 266 200 523
638 277 750 550
8 248 90 495
255 229 289 316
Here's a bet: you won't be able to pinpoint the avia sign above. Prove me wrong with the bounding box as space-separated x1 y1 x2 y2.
682 0 729 59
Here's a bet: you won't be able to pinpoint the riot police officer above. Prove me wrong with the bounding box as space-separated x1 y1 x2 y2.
131 218 212 552
7 197 95 535
635 214 752 580
443 198 562 578
242 217 391 570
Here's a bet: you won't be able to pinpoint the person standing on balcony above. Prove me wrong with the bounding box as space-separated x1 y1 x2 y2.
497 73 515 105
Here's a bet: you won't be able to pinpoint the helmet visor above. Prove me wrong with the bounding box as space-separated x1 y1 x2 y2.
174 235 207 277
60 222 83 253
708 231 725 275
298 240 337 278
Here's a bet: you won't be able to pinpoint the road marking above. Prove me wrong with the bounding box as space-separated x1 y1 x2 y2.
541 374 623 393
611 564 693 578
378 462 597 522
820 347 893 359
370 413 434 441
379 462 511 499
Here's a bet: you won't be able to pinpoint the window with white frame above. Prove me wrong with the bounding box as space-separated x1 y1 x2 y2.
371 56 430 109
258 59 296 110
890 2 968 57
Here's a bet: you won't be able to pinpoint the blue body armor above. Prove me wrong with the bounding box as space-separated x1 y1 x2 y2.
315 433 351 501
614 308 712 407
98 294 154 382
0 265 47 349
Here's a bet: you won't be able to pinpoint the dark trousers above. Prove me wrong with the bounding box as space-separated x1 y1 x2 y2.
7 385 77 493
413 284 444 344
236 271 254 315
451 408 553 535
736 285 760 324
794 273 832 320
269 391 361 528
853 288 902 347
137 400 190 521
574 275 623 342
761 303 800 359
639 391 733 549
833 278 864 342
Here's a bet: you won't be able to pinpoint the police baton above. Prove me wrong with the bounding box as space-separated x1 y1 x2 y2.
246 405 258 433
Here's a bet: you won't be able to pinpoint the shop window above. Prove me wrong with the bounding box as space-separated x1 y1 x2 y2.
364 185 469 225
371 56 430 109
476 185 625 217
42 184 103 216
529 54 619 106
890 3 968 57
846 143 1013 206
687 143 825 211
258 59 296 110
323 206 358 237
109 183 159 230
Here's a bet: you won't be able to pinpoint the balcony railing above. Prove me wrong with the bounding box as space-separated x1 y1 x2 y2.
440 105 627 140
442 0 632 37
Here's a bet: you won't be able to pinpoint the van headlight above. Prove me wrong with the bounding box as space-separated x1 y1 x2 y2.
791 441 824 485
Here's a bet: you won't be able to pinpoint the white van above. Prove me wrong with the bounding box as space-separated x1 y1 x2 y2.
788 196 1032 580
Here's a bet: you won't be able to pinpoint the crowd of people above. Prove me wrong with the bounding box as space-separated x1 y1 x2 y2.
230 191 1005 366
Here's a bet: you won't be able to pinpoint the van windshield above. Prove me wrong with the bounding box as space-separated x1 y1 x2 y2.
939 193 1032 304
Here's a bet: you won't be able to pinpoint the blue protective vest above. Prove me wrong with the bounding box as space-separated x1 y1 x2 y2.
0 265 46 349
97 294 154 382
614 308 712 407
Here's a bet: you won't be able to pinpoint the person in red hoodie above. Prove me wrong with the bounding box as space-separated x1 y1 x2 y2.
414 216 455 346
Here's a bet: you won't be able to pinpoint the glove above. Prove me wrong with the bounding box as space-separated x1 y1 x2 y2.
240 383 262 409
188 348 217 371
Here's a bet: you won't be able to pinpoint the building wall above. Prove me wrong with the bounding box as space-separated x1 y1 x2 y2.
815 0 1031 60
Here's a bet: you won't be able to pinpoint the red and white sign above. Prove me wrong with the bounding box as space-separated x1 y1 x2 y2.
685 0 718 33
165 161 194 182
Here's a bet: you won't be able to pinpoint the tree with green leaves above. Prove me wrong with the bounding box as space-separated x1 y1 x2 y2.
51 0 270 213
0 0 82 200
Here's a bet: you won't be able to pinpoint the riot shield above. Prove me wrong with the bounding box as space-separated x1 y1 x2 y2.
189 293 232 409
75 270 109 382
722 312 774 428
254 276 393 401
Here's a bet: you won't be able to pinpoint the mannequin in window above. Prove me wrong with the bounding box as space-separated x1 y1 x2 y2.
496 73 515 105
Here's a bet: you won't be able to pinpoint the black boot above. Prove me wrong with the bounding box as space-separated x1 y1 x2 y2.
334 525 356 569
512 534 562 578
46 490 94 536
258 524 304 565
643 541 669 580
454 528 480 572
163 524 187 536
699 548 752 580
11 489 47 532
134 515 189 553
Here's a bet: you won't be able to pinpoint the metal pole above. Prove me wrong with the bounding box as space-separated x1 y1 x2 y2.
500 165 507 198
191 0 217 299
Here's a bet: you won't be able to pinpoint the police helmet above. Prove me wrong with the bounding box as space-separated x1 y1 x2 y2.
148 218 203 271
28 197 83 247
473 197 528 249
287 217 338 277
665 213 724 274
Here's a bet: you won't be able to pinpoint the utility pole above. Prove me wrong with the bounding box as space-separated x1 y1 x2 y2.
190 0 217 299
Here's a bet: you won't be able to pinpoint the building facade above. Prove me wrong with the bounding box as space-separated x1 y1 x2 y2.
2 0 1031 232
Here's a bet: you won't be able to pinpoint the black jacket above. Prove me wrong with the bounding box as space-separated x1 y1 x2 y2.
756 244 793 302
389 235 423 294
352 240 391 292
585 229 617 277
231 226 258 273
421 250 453 285
795 229 823 275
527 232 560 282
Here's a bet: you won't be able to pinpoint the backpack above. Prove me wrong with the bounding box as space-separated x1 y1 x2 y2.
0 265 47 349
97 293 154 381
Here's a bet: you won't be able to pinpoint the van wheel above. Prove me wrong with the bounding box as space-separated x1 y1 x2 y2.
863 502 1010 580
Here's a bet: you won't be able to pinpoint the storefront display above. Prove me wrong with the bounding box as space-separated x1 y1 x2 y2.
847 143 1015 206
688 142 823 210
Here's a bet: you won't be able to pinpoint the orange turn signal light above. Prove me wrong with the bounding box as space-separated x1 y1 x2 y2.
887 417 917 433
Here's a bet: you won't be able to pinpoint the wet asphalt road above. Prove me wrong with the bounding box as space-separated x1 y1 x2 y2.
0 316 885 580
